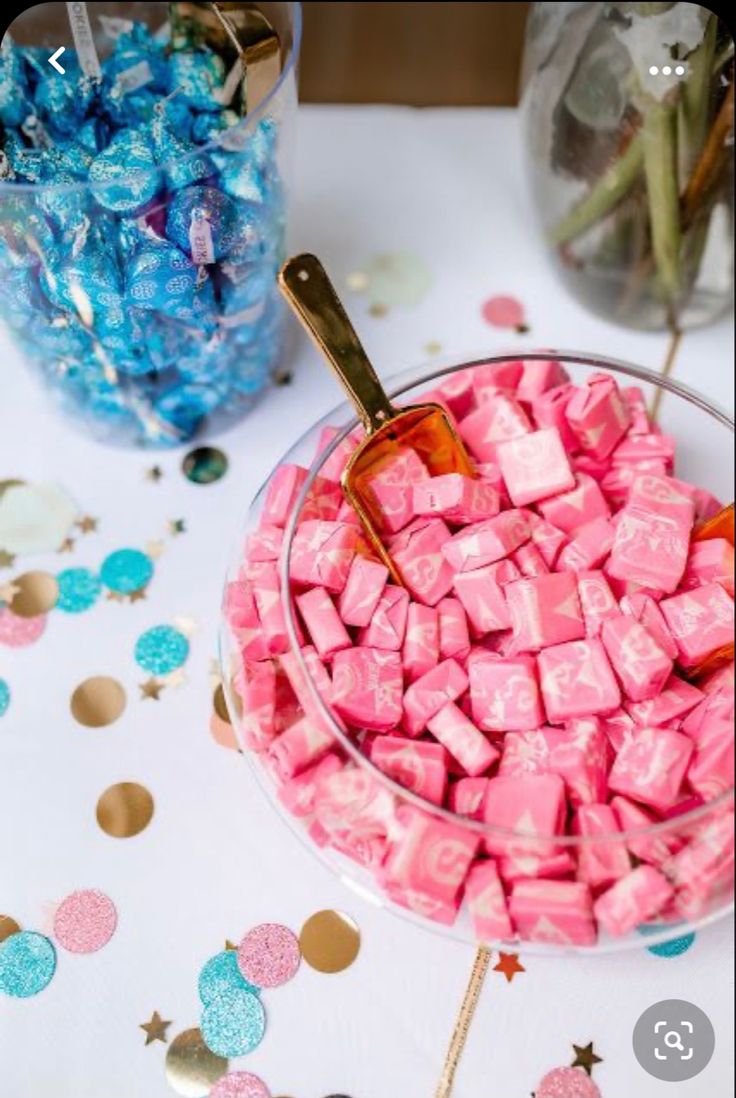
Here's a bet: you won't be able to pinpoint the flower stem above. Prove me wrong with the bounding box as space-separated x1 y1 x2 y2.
642 95 681 304
549 135 643 246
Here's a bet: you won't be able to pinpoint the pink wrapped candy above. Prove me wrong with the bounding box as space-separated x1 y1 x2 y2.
510 879 597 945
468 651 544 731
338 556 389 627
466 859 513 941
593 864 673 937
538 639 621 721
497 427 575 507
505 572 585 652
331 647 403 731
413 473 500 524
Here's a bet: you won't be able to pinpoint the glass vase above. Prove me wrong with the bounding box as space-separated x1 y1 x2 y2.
521 2 734 331
0 2 301 447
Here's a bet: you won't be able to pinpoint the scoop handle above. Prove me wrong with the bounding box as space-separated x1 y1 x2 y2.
278 253 395 434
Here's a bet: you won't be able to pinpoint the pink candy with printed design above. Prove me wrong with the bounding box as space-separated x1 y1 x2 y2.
358 585 410 650
427 701 499 776
268 714 334 780
412 473 500 524
505 572 585 652
497 427 575 506
565 372 631 459
593 864 673 937
261 463 308 526
453 563 512 635
297 587 352 659
331 646 403 731
532 383 579 452
290 520 359 593
510 879 597 945
620 592 678 659
459 393 531 462
437 597 471 661
625 674 703 727
449 776 491 819
607 474 695 594
338 556 389 627
466 860 514 941
577 571 620 637
391 518 455 605
469 650 544 731
364 447 431 534
601 614 673 702
660 583 735 668
517 358 569 403
442 509 531 572
483 773 566 856
383 806 479 903
371 737 449 806
557 517 615 573
403 603 440 681
574 804 631 890
500 720 609 806
681 538 735 597
251 561 290 654
403 658 469 736
608 726 693 811
538 639 621 722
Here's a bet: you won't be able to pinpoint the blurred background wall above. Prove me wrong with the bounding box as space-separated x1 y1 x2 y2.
299 1 531 105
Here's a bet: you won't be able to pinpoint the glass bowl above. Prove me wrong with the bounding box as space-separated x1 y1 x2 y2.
0 2 301 447
221 351 734 953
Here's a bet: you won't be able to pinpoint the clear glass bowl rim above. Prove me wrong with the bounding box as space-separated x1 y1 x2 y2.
0 1 302 197
267 348 735 846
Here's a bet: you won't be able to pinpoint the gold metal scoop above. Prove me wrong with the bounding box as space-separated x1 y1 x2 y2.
278 254 475 582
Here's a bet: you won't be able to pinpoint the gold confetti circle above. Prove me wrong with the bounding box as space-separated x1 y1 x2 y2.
213 683 231 724
70 677 126 728
165 1027 228 1097
96 782 154 838
7 571 58 617
0 915 21 943
299 910 361 974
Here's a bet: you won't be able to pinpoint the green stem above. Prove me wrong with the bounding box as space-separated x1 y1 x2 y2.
549 135 643 246
642 96 681 303
679 14 717 181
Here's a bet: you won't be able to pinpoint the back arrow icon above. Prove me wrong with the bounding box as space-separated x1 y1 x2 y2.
48 47 66 74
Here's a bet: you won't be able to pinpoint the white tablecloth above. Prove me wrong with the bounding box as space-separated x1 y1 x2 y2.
1 105 734 1098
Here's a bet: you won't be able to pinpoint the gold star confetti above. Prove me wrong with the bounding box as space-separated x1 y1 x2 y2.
369 302 388 318
168 518 186 536
174 616 198 637
76 515 98 534
127 587 148 604
224 939 237 952
0 581 20 604
424 340 443 355
0 549 15 569
145 540 166 560
274 367 293 386
145 466 163 482
106 590 126 603
572 1042 603 1076
140 1011 172 1046
139 677 165 701
493 952 525 983
58 536 75 553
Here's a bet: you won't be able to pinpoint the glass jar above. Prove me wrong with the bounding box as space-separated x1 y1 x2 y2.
521 3 734 331
0 2 301 446
220 352 734 953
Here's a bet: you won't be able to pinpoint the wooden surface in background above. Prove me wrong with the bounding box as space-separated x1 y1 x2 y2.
299 1 531 106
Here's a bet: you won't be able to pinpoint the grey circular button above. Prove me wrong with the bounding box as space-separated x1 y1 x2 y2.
633 999 715 1082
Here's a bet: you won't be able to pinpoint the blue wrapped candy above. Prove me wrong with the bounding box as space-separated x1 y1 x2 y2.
0 15 289 447
89 130 161 212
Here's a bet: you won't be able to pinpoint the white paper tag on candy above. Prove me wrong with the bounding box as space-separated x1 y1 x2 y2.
114 59 154 96
66 2 102 79
189 215 215 266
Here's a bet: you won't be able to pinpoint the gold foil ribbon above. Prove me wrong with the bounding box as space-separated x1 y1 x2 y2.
434 946 491 1098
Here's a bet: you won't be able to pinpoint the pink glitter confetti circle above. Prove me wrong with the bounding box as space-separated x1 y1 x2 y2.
209 1071 271 1098
0 608 47 647
237 923 300 988
53 890 117 954
536 1067 601 1098
481 294 525 329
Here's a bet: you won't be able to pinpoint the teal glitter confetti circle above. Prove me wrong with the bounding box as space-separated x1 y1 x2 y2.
200 988 265 1057
100 549 153 594
56 568 102 613
640 925 697 957
198 951 260 1006
0 931 57 997
0 679 9 717
134 625 189 675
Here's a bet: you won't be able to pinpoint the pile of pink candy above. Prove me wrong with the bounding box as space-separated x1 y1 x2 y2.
225 360 735 946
